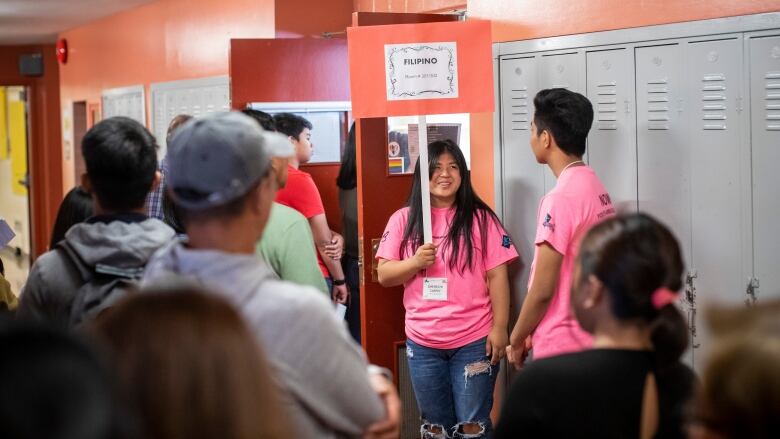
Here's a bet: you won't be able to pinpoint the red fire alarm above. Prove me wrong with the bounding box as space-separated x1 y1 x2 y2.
56 39 68 64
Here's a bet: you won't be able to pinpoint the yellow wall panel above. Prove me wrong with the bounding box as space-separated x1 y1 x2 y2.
8 101 27 196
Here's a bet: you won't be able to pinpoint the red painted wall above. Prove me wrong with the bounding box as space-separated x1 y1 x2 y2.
465 0 780 206
0 45 62 257
58 0 276 189
275 0 353 37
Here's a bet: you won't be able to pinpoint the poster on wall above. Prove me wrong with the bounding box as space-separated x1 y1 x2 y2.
389 123 461 175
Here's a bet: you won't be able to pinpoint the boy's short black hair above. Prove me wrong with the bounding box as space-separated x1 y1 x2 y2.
81 117 158 212
533 88 594 157
241 109 276 132
273 113 312 140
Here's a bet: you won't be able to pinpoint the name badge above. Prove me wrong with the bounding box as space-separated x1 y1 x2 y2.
422 278 448 301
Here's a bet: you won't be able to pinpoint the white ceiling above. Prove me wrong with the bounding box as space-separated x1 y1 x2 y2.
0 0 156 45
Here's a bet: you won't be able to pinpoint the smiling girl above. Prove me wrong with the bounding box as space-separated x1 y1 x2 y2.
376 140 518 438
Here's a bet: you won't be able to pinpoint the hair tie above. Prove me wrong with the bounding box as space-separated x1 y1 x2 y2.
651 287 679 310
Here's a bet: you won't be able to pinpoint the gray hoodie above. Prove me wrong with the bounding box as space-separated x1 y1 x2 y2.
18 216 175 326
141 241 385 438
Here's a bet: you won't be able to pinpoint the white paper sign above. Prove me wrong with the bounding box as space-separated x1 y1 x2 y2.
385 42 458 101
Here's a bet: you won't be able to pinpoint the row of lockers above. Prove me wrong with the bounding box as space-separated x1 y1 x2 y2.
496 21 779 365
101 77 231 160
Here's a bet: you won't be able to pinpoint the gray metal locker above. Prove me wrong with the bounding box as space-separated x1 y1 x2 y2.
586 48 638 213
635 42 697 365
499 56 543 301
636 43 693 270
538 51 586 191
686 37 753 307
749 33 780 301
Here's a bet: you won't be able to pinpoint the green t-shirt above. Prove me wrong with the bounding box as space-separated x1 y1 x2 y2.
257 203 329 296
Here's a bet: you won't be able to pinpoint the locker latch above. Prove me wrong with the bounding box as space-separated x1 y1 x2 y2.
745 277 759 307
684 271 700 349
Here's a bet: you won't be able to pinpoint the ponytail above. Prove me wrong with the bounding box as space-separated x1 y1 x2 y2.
578 213 690 366
650 305 689 367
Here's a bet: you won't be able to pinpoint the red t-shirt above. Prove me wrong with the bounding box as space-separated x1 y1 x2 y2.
275 165 329 277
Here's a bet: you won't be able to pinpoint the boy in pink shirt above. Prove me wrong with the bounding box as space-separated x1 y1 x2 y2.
507 88 615 366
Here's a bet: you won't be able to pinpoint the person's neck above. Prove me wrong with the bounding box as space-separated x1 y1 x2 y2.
430 196 455 209
93 204 146 216
549 154 584 178
185 220 259 255
591 318 653 351
289 159 300 169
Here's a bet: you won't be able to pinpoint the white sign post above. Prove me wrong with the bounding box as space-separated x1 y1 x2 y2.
384 42 459 244
417 115 433 244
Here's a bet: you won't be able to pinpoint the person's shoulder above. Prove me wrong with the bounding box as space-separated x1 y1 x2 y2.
273 202 308 223
28 247 70 279
252 278 333 315
519 350 611 383
658 360 698 389
389 206 410 221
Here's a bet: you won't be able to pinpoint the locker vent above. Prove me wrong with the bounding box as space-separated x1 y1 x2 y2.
646 78 670 130
398 344 422 439
765 71 780 131
596 81 618 130
509 87 530 130
701 73 728 130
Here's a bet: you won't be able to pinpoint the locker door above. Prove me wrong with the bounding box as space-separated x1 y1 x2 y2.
749 34 780 301
687 37 752 306
636 43 692 270
538 52 586 190
636 43 696 366
499 56 541 300
586 48 637 212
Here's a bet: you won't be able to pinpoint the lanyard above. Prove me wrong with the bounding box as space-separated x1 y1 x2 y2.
560 160 584 176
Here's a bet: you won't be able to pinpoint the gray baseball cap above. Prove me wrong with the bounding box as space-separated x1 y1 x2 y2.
167 112 287 210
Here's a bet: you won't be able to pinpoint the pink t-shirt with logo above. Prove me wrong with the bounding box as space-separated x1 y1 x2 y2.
376 207 519 349
530 165 615 359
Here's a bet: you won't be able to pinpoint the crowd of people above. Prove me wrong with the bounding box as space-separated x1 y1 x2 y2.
0 88 776 439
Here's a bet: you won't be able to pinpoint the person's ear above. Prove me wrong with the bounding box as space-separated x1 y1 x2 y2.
582 274 605 309
542 129 552 150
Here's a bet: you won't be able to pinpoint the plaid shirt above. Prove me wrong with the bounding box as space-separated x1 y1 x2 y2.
146 158 167 220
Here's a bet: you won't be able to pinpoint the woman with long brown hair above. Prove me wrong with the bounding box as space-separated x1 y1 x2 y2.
93 283 291 439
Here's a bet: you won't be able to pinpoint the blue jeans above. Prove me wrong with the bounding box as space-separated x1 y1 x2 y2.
406 337 498 438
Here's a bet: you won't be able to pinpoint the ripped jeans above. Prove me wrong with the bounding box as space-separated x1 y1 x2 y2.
406 337 498 438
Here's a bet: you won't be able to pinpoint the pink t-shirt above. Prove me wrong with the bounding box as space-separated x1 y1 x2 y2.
376 206 519 349
530 165 615 359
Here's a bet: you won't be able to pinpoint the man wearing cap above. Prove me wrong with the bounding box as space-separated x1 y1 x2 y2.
242 109 329 296
142 112 399 439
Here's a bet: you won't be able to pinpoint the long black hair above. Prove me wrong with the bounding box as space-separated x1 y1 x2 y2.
50 186 94 248
400 139 502 274
336 122 356 190
577 213 689 366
